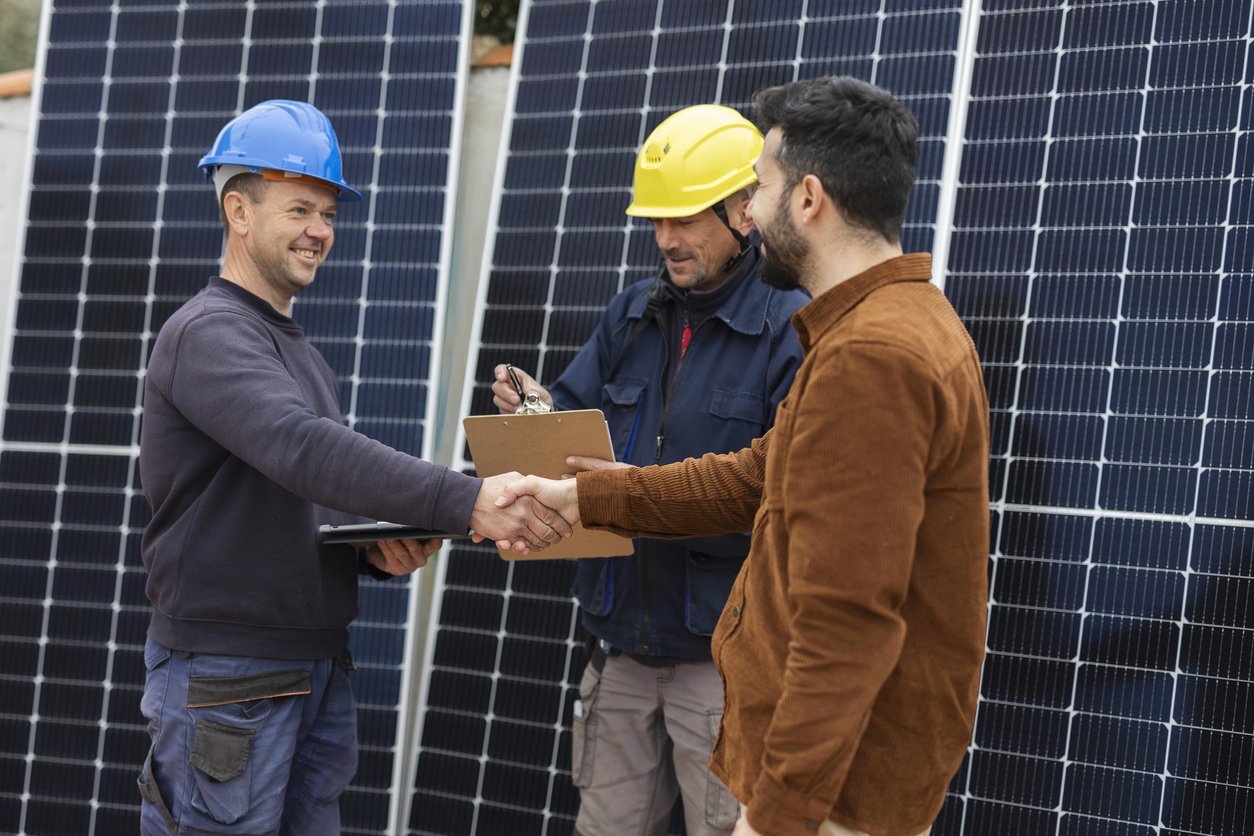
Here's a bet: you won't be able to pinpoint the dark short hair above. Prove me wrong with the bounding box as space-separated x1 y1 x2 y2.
217 172 268 234
753 76 919 244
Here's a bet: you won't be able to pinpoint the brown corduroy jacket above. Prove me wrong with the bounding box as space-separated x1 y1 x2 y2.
577 254 990 836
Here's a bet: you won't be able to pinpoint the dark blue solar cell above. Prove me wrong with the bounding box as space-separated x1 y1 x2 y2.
1209 372 1254 424
1138 181 1229 228
953 186 1033 229
44 46 108 79
1155 0 1251 43
660 1 728 27
1087 566 1184 622
878 54 956 96
1068 713 1167 773
1023 321 1115 367
976 9 1062 54
975 701 1069 759
27 190 92 224
34 119 100 151
496 193 562 231
75 375 139 409
1006 459 1099 508
1018 367 1110 414
373 229 441 264
319 40 388 75
521 38 585 75
157 226 221 259
576 71 647 111
359 343 431 379
732 0 803 20
1012 413 1103 461
655 29 723 67
551 268 622 308
1141 134 1234 181
1053 92 1144 138
564 191 632 227
1064 2 1153 49
1044 184 1131 229
98 190 160 222
48 11 114 44
393 2 460 35
1093 519 1189 572
181 6 248 39
376 151 446 188
1203 419 1254 469
374 190 444 227
172 80 236 112
19 264 83 296
389 38 459 74
246 42 314 76
1116 322 1212 369
314 78 384 111
965 96 1050 141
1129 227 1224 273
320 3 389 37
1030 275 1119 319
881 10 959 52
59 488 127 526
1152 39 1244 87
949 230 1036 272
386 77 456 111
501 154 567 190
647 68 718 108
89 227 154 260
1175 674 1254 735
1232 178 1254 225
993 557 1086 610
801 17 880 58
178 44 243 77
109 45 174 79
569 151 633 188
587 0 649 34
114 9 178 42
1048 138 1137 183
970 749 1063 808
1105 417 1202 466
1000 511 1093 562
41 82 105 115
1187 575 1254 631
1111 369 1206 417
506 115 572 151
971 53 1055 96
24 226 88 259
1180 623 1254 679
1145 87 1240 133
1125 274 1219 321
555 230 626 267
960 141 1044 184
1194 500 1254 560
493 231 559 267
960 319 1022 365
6 373 71 407
806 0 881 15
514 76 580 113
725 22 799 64
1062 763 1162 825
1212 323 1254 370
1170 726 1254 790
162 190 217 224
1082 614 1180 670
355 381 427 418
966 799 1057 836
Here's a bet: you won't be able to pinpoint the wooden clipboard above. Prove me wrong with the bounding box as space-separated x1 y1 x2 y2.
463 409 635 561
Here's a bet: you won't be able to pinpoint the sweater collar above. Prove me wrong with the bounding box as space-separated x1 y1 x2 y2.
208 276 302 329
791 253 934 352
626 245 780 336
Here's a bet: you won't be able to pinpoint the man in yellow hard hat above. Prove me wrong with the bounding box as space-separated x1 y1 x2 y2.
491 105 808 836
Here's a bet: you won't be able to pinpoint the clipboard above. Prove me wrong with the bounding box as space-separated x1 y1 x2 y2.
319 523 470 546
463 409 635 561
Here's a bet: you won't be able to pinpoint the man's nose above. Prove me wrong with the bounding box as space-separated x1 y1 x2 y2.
654 218 678 250
307 215 333 240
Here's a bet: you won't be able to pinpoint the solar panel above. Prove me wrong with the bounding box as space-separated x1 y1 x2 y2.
0 2 471 834
413 1 970 834
418 1 1254 835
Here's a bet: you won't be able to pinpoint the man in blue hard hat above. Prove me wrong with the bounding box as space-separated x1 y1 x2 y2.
136 100 572 836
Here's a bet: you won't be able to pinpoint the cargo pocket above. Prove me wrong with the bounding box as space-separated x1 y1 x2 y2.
185 666 310 828
704 710 739 828
571 664 602 788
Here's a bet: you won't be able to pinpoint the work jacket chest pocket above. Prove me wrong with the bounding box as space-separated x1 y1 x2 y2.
709 388 766 427
602 378 648 462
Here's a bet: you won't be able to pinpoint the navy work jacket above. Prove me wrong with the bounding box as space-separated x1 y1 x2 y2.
549 248 807 660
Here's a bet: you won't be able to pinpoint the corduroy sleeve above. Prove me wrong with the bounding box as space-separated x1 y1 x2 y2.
746 341 936 836
577 432 771 538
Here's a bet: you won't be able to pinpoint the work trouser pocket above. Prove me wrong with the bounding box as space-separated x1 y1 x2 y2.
704 710 739 828
571 662 602 789
185 667 311 828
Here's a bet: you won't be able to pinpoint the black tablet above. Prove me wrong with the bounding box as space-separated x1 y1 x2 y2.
319 522 470 545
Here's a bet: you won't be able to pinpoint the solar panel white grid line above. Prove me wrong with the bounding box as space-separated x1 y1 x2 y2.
14 2 124 831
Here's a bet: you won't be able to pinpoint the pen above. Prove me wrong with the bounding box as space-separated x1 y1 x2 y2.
505 363 526 403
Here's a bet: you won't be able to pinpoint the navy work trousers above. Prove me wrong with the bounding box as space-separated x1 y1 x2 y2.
137 638 358 836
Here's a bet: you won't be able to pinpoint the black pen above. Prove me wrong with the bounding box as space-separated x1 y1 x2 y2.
505 364 526 403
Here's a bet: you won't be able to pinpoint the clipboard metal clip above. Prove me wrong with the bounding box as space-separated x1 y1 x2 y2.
517 392 553 415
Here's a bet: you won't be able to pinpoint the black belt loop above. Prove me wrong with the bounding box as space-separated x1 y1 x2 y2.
138 748 179 835
337 649 356 672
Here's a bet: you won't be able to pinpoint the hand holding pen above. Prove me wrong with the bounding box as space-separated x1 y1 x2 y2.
492 364 555 415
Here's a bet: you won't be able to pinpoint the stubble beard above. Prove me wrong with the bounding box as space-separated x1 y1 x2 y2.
756 202 808 293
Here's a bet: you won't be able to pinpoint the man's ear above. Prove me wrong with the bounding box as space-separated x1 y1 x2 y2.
796 174 826 225
222 191 252 237
724 189 755 237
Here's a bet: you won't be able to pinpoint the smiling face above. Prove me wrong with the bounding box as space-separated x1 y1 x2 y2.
747 127 810 292
651 207 742 292
237 180 337 304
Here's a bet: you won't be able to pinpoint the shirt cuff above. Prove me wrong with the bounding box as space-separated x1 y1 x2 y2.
746 772 836 836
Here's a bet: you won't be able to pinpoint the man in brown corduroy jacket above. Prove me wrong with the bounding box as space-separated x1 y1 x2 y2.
494 76 990 836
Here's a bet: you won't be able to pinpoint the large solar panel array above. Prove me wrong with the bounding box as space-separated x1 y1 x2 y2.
0 1 471 834
419 1 1254 835
413 1 971 834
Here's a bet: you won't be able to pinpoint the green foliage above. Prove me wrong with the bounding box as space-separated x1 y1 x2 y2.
0 0 40 74
475 0 519 44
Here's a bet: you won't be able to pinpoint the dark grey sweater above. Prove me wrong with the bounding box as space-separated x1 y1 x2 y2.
140 278 480 659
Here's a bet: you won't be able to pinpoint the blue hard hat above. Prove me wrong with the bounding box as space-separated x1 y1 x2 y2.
198 100 363 202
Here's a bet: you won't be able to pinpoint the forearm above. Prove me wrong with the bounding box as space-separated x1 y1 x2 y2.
578 436 768 537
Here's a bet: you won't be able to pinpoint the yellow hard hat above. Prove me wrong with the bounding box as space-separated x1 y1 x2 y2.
625 105 763 218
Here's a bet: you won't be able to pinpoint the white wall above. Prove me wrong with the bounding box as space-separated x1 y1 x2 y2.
0 93 33 368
